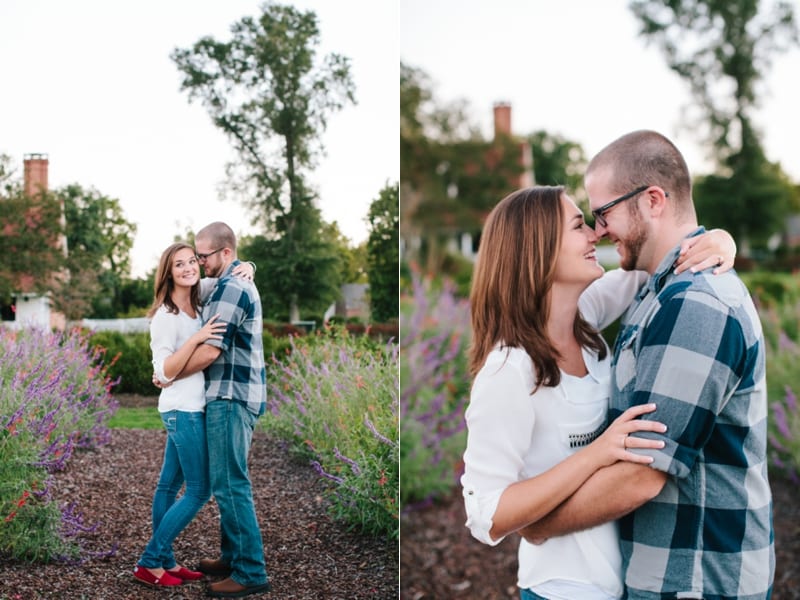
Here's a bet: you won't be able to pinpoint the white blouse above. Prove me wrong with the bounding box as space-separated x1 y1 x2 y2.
150 278 217 413
460 269 648 598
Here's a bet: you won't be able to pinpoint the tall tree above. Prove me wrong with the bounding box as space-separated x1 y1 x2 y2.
172 2 355 321
631 0 799 251
57 184 137 318
239 201 344 322
367 182 399 323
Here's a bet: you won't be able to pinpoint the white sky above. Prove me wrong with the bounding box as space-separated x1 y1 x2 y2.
401 0 800 186
0 0 399 277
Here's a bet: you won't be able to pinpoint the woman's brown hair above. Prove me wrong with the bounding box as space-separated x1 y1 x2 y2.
468 186 607 391
146 242 202 318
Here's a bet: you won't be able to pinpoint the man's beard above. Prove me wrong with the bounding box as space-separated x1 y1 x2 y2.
619 211 648 271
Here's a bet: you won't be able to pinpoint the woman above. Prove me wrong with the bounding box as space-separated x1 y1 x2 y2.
460 186 733 600
132 242 253 588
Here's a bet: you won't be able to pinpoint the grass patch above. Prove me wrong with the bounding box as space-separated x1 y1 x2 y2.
108 407 162 430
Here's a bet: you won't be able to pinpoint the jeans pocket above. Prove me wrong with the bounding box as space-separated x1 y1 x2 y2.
162 414 177 433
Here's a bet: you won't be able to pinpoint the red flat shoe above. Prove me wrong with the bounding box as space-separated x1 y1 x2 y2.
167 566 204 581
133 565 183 587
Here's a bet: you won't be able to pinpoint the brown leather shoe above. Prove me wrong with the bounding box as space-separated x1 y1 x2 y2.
197 558 232 577
207 577 271 597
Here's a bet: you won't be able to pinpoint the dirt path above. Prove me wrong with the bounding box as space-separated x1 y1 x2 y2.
0 427 398 599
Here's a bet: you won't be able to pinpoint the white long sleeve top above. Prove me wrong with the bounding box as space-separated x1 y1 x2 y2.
150 279 216 413
460 268 648 598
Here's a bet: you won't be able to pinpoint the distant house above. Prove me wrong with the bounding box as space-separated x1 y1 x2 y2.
402 102 534 265
1 153 68 330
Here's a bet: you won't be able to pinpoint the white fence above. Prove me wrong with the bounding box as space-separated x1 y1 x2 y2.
74 318 150 334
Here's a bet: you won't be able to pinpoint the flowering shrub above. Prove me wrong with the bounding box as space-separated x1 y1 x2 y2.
400 272 471 509
760 297 800 482
265 326 398 539
0 327 118 562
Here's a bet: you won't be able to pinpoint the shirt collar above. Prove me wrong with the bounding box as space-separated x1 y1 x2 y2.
220 259 241 279
642 226 706 296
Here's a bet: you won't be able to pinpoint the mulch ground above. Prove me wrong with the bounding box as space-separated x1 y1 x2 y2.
400 474 800 600
0 395 398 599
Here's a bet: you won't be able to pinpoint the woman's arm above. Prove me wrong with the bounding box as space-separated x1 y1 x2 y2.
152 313 227 382
461 356 665 545
487 403 665 541
199 261 255 301
579 269 648 330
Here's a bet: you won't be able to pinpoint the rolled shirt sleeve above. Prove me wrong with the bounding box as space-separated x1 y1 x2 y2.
461 352 537 546
150 308 177 384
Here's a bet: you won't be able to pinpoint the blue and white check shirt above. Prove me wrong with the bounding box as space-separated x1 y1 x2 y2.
609 228 774 600
202 260 267 416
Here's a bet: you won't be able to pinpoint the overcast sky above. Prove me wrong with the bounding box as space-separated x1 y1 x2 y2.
0 0 399 277
401 0 800 184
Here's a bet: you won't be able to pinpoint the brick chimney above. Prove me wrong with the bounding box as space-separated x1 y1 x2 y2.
24 153 49 197
493 102 512 139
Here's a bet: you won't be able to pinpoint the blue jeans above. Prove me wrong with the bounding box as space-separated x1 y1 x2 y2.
206 400 268 586
138 410 210 569
520 589 548 600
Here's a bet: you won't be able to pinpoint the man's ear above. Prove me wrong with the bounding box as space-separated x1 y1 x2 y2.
645 187 669 218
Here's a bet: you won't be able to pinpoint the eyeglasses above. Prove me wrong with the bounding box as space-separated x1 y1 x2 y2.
196 247 224 261
591 185 650 228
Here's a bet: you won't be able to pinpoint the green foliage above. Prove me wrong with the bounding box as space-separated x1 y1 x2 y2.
757 288 800 481
57 184 138 319
0 328 117 562
117 275 154 317
527 130 589 202
400 63 526 274
741 272 800 310
439 252 474 298
261 327 293 358
0 449 73 562
172 2 355 321
400 275 471 506
631 0 799 253
87 331 154 395
240 209 344 321
0 184 66 304
263 327 398 538
694 151 796 252
366 182 399 322
631 0 798 161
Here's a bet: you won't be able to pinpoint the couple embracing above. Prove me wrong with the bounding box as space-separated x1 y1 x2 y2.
132 222 271 598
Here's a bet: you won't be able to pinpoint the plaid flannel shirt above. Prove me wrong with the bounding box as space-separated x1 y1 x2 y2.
202 261 267 416
609 228 774 600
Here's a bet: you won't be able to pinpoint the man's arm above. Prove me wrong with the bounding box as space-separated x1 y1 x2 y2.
518 461 667 543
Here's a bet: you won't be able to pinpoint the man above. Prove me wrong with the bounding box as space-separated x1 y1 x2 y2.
523 131 774 599
178 221 270 598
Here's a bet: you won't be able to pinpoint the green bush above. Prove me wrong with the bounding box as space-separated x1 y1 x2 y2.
262 328 292 359
741 272 800 309
88 331 153 395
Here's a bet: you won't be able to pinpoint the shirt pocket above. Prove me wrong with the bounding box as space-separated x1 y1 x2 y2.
557 407 608 453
